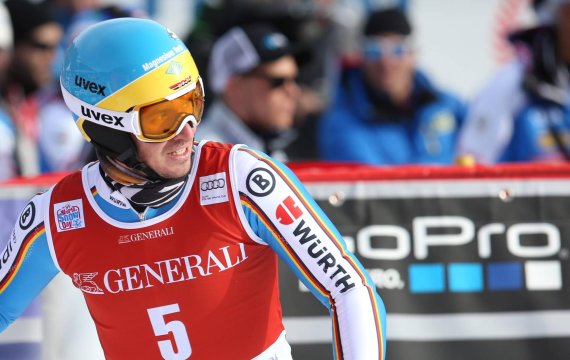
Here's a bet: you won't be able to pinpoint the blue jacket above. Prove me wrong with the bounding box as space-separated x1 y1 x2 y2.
500 99 570 162
317 67 466 165
0 107 17 180
458 26 570 163
497 26 570 162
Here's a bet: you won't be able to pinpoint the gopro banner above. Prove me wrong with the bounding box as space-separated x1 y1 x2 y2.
284 163 570 360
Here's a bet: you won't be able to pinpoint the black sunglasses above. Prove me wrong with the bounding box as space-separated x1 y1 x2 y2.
247 73 298 89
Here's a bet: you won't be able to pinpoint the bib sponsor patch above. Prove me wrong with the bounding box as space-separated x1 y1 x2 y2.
54 199 86 232
199 172 228 206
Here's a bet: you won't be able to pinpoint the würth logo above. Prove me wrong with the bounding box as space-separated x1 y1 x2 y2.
74 75 106 96
80 106 125 127
276 196 303 225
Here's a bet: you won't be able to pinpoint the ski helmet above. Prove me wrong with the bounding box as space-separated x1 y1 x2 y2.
60 18 204 182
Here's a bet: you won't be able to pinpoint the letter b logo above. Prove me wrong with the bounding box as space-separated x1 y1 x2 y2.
253 174 269 190
246 168 276 197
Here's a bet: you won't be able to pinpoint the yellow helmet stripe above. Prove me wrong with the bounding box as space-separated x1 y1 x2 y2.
96 50 200 111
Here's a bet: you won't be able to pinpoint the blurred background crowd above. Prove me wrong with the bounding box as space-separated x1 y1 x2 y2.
1 1 569 359
0 0 568 183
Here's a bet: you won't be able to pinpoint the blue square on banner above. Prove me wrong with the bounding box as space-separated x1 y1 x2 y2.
448 263 483 292
409 263 445 293
487 262 522 291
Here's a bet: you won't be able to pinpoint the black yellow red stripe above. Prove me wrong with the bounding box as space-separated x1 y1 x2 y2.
0 224 46 294
331 304 343 359
240 147 385 359
240 193 329 299
241 191 345 355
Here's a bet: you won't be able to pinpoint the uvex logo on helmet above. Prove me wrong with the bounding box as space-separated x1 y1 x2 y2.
80 105 125 128
74 76 107 96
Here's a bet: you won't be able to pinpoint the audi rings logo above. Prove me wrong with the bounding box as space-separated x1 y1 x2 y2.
201 178 226 191
199 172 229 206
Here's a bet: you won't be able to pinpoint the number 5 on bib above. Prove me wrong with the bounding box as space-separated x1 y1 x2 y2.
147 304 192 359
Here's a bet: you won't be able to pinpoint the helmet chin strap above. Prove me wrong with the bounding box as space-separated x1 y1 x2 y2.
99 155 148 186
90 124 193 185
97 147 167 185
98 143 191 211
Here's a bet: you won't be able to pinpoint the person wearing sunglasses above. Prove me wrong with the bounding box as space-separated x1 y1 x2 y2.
2 0 87 177
0 2 17 181
197 24 301 162
0 18 386 360
318 7 466 165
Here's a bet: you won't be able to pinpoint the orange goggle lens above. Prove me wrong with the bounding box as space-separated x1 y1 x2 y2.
138 80 205 141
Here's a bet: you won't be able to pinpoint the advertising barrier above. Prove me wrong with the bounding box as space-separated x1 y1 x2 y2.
1 163 570 359
284 162 570 359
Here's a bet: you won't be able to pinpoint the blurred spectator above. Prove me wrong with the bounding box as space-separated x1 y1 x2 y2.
331 0 410 61
187 0 334 106
48 0 103 31
317 7 466 165
46 0 103 87
186 0 339 160
65 5 147 44
196 23 301 161
49 0 147 89
0 1 11 87
457 0 570 163
3 0 87 176
0 1 17 180
183 0 227 107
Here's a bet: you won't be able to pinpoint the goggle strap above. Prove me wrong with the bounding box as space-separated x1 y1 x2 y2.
60 82 140 135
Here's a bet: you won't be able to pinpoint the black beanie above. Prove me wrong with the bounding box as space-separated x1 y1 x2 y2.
364 7 412 37
5 0 58 43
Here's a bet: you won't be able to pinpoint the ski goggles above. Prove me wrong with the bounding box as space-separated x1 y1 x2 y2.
62 77 205 143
